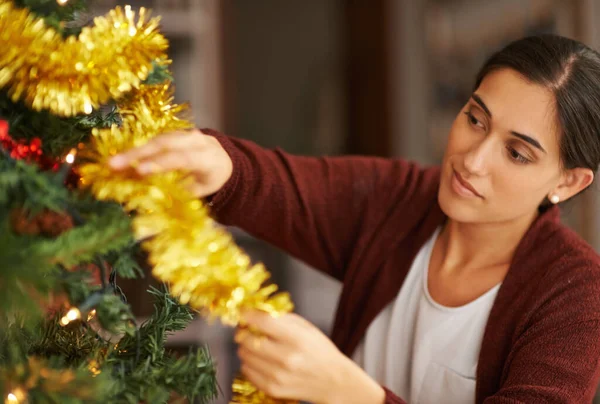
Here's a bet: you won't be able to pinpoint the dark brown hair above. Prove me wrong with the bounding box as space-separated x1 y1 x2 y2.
475 35 600 178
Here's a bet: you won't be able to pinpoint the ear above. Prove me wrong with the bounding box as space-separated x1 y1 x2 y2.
554 168 594 202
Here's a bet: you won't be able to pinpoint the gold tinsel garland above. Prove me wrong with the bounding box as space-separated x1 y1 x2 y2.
80 83 293 325
0 1 295 402
0 0 168 117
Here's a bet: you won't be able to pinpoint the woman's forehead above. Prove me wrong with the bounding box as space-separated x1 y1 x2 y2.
475 68 560 151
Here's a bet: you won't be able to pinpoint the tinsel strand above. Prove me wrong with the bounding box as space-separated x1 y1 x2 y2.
0 0 168 117
80 83 293 324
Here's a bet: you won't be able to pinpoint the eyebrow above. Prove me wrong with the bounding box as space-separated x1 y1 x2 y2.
510 131 546 153
470 93 547 154
472 94 492 117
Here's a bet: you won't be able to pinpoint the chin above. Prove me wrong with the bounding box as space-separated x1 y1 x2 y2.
437 179 484 224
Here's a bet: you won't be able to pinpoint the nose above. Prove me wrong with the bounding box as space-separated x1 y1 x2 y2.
463 137 493 176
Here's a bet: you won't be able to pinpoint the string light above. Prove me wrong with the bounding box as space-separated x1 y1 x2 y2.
86 309 96 321
65 148 77 164
58 148 77 182
56 0 69 5
5 388 25 404
59 307 81 326
88 360 101 377
5 394 18 403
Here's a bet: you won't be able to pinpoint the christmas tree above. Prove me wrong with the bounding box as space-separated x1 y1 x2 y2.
0 0 296 402
0 1 218 402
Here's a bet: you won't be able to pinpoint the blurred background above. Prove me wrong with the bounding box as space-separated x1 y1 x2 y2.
92 0 600 402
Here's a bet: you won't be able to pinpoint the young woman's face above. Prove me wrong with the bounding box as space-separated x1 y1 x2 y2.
438 68 563 224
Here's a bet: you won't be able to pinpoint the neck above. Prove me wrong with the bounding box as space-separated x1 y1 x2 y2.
437 210 539 274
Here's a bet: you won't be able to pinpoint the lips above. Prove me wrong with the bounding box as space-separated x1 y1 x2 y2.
452 170 483 199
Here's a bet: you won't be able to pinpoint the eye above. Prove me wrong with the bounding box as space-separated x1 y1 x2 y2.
464 110 485 130
506 146 530 164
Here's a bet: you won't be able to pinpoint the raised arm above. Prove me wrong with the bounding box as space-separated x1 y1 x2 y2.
110 129 433 281
204 129 434 281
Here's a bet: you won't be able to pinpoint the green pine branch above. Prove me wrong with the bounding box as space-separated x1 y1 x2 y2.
115 286 195 361
0 284 218 403
13 0 90 37
0 319 114 403
0 219 60 321
0 152 136 323
143 61 174 86
105 243 145 279
106 287 217 403
24 314 109 367
0 156 70 212
106 348 217 404
47 203 133 268
0 91 119 158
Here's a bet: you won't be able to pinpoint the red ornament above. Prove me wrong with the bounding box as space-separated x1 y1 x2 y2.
0 119 7 137
0 119 62 171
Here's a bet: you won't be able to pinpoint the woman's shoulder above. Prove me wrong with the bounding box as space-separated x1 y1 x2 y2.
540 218 600 275
520 215 600 320
517 207 600 272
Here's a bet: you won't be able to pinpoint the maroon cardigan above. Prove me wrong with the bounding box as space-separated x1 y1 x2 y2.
205 130 600 403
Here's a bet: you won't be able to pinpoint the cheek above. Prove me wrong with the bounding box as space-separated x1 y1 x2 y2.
492 169 552 205
444 116 473 159
445 120 461 154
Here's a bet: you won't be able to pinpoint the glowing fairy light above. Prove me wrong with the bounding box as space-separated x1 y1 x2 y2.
5 388 26 404
88 360 101 377
60 307 81 326
65 149 77 164
59 148 78 181
56 0 69 5
6 393 18 403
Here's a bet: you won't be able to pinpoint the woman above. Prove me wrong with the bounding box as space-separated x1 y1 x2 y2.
110 35 600 403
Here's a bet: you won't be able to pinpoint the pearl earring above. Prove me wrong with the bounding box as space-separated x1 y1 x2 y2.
550 194 560 204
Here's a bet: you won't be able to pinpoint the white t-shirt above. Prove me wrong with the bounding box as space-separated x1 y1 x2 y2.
352 228 501 403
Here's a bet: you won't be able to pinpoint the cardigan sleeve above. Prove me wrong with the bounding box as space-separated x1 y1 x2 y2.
201 129 430 282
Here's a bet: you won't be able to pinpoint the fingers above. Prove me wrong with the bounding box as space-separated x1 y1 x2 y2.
135 151 192 175
237 336 279 369
106 129 232 199
239 361 288 399
236 330 298 399
240 310 308 343
235 328 284 364
109 130 203 170
239 362 270 390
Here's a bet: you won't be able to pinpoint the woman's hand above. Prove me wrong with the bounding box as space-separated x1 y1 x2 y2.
109 129 233 198
235 310 385 404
